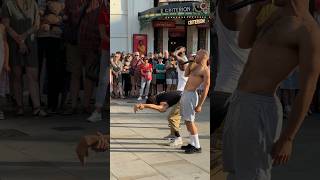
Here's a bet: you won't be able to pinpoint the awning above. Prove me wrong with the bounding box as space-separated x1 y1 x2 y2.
138 2 209 29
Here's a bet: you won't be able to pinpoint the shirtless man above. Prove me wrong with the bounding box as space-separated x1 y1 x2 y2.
180 49 210 154
223 0 320 179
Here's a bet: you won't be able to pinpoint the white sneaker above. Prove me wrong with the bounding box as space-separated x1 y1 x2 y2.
137 96 142 101
144 96 148 99
163 134 176 139
169 137 183 147
87 111 102 122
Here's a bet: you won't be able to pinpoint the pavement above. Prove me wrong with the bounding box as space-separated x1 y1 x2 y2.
212 113 320 180
0 108 108 180
110 98 210 180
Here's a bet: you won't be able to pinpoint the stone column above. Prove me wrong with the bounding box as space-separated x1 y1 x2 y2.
187 26 198 55
162 28 169 52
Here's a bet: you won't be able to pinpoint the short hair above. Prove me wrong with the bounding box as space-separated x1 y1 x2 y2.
175 46 184 51
146 95 157 104
116 51 121 54
198 49 209 57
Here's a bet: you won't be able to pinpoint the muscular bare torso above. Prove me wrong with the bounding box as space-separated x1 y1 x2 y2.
238 10 318 95
185 63 208 91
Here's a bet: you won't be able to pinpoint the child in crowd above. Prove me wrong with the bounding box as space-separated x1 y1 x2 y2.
0 19 10 120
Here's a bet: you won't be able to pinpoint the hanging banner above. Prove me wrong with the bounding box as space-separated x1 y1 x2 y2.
133 34 148 56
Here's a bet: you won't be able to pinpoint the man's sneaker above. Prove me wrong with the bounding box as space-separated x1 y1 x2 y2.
137 96 142 101
181 144 193 150
185 146 202 154
169 137 183 147
33 109 48 117
163 134 176 139
87 111 102 122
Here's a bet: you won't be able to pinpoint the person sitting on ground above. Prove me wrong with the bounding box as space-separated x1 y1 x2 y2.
134 91 184 146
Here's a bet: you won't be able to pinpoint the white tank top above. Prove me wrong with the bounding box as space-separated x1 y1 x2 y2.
177 55 188 91
214 8 250 93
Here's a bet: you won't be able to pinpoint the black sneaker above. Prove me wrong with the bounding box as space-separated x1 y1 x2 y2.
181 144 193 150
185 146 202 154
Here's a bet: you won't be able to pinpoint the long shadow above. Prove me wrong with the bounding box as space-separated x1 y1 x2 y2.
111 146 176 150
110 150 183 153
111 137 164 140
111 122 167 125
110 113 159 115
110 142 168 145
0 136 84 142
110 125 169 130
110 147 183 153
112 136 210 140
0 161 108 167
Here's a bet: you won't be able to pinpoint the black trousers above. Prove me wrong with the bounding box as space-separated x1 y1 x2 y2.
122 73 131 96
38 37 64 110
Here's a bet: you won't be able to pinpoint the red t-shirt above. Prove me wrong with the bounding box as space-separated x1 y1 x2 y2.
98 3 109 50
140 63 153 80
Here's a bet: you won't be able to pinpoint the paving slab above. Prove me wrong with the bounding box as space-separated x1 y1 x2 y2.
110 99 210 180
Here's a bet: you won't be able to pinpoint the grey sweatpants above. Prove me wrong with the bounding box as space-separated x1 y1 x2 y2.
223 90 283 180
180 90 198 121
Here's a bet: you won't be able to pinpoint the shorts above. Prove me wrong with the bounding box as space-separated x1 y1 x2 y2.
180 90 198 121
166 79 177 85
223 90 283 180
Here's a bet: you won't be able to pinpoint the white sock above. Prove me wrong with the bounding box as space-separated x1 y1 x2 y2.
189 133 195 146
192 134 200 148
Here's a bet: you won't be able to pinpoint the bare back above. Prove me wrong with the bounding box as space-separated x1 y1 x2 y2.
238 10 320 95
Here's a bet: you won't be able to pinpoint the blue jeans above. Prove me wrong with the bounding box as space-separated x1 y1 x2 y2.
95 50 109 108
139 77 151 97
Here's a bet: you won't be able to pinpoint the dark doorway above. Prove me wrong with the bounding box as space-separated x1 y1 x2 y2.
168 26 186 52
168 37 186 52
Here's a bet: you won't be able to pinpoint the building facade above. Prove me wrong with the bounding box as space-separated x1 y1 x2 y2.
110 0 210 54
